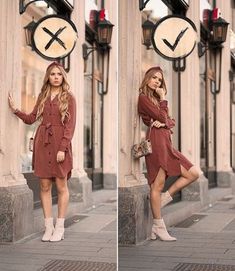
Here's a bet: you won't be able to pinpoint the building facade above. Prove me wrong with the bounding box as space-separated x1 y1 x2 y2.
118 0 235 244
0 0 117 242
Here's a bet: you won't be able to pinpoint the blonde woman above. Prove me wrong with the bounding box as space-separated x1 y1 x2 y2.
138 66 199 241
8 62 76 242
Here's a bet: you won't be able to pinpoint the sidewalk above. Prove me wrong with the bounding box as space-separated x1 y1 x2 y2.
119 194 235 271
0 190 117 271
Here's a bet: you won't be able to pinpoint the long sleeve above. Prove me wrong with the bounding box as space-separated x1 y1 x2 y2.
14 103 38 124
59 95 76 152
138 94 169 125
165 117 175 129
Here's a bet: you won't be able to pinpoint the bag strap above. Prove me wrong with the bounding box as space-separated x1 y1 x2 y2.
134 112 153 143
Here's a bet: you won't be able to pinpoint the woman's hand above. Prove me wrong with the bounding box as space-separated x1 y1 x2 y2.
152 120 166 128
155 87 165 100
8 93 18 112
57 151 65 163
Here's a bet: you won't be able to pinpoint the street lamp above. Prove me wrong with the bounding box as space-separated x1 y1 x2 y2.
82 10 114 95
24 18 37 48
97 19 114 46
82 16 114 60
210 16 229 45
142 18 155 49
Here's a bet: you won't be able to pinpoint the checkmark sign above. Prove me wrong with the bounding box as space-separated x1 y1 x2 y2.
162 27 189 52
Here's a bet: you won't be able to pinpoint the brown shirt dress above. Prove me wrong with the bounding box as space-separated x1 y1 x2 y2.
15 93 76 180
138 93 193 185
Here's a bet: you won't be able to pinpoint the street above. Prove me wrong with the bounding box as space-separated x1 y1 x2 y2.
0 190 117 271
119 194 235 271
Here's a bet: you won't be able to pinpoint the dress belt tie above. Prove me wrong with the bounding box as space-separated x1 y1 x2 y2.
44 123 53 145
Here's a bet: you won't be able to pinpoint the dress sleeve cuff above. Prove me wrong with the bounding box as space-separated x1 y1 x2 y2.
159 100 168 107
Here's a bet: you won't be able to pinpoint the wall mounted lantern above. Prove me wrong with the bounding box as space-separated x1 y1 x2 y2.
82 9 114 95
24 18 37 48
97 18 114 45
210 16 229 45
19 0 49 14
82 10 114 60
198 12 229 94
142 18 155 50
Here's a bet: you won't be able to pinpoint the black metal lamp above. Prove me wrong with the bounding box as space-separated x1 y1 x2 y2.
24 19 37 48
142 18 155 49
83 17 114 60
97 19 114 45
210 17 229 45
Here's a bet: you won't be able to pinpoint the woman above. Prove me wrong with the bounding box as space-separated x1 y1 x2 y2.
138 66 200 241
8 62 76 242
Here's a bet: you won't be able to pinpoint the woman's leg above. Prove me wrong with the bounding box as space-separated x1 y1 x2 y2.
50 177 69 242
40 178 54 241
40 178 53 218
168 165 200 197
150 168 176 241
55 177 69 218
150 168 166 219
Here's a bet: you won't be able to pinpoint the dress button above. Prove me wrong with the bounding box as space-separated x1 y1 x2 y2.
49 152 51 155
49 161 51 164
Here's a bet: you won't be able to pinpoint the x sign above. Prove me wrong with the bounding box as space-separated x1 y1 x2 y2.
42 26 67 50
32 15 77 60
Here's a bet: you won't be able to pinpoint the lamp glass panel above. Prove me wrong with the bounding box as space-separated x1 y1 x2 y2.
143 28 152 44
98 26 112 44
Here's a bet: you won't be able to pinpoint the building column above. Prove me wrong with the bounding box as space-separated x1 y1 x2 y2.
180 2 209 205
69 0 92 207
0 1 33 242
215 0 235 188
103 0 118 189
118 0 152 245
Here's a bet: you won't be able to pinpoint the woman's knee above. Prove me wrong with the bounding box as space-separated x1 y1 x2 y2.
56 180 68 194
151 181 164 193
189 167 200 181
40 183 52 193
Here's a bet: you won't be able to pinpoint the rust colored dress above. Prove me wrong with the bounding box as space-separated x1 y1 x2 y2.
138 93 193 185
15 93 76 180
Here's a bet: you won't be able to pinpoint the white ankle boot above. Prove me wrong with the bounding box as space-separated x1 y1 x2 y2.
161 191 173 208
50 218 65 242
42 218 54 242
151 218 177 241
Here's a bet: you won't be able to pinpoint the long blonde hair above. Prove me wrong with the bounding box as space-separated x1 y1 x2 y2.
139 67 167 107
36 63 71 123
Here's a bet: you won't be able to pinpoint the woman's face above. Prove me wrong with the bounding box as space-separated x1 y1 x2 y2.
49 67 63 87
147 71 163 90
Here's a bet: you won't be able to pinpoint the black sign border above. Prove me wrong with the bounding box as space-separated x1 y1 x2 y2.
151 15 197 61
32 14 78 61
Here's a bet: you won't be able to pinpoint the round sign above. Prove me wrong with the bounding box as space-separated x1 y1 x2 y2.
32 15 78 60
151 15 197 61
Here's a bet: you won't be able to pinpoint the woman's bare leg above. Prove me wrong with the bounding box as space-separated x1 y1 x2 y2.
168 165 200 197
55 177 69 218
40 178 53 218
150 168 166 219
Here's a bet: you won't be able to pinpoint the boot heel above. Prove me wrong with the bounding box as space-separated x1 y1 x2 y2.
151 232 157 240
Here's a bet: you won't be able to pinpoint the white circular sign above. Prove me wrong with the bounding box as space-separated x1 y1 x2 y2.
32 15 78 60
152 15 197 60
